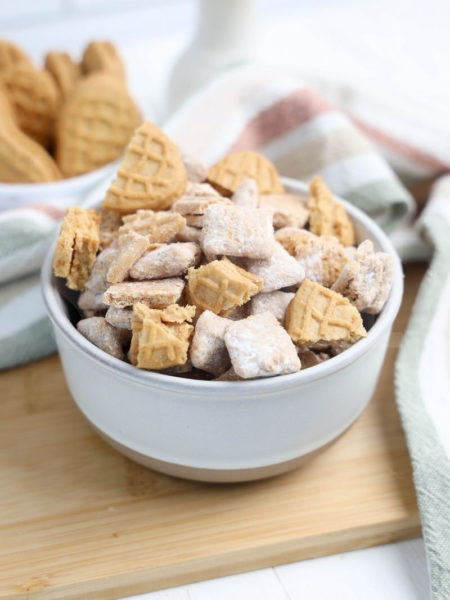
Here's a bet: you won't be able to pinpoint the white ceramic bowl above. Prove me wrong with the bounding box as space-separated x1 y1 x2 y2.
0 161 118 212
41 178 403 483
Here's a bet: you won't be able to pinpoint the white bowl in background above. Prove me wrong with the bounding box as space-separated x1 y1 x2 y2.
0 160 119 213
41 178 403 483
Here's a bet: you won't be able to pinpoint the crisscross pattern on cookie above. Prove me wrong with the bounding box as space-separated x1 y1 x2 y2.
104 121 187 212
187 258 263 316
57 75 140 176
286 280 366 344
208 151 284 195
130 303 192 369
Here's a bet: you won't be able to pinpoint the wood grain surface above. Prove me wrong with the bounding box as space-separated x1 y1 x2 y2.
0 264 426 600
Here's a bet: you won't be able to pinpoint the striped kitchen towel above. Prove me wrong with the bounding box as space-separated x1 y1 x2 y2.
396 176 450 599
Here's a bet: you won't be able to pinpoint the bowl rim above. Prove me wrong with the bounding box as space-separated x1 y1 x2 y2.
0 160 118 199
41 177 404 395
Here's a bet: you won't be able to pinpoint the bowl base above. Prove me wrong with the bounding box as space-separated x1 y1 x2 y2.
94 427 338 483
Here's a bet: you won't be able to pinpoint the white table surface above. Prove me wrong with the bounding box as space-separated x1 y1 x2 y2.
1 0 441 597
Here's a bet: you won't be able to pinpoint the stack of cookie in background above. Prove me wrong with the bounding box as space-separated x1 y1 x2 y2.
0 39 140 183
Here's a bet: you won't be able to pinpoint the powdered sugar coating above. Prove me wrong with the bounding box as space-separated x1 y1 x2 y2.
129 242 201 280
276 228 347 288
231 179 259 208
78 246 117 312
245 242 305 292
120 210 186 242
332 239 394 314
176 225 201 243
224 312 301 379
201 204 275 259
103 278 185 308
180 149 208 183
250 291 295 323
105 305 132 329
106 231 149 283
190 310 232 375
77 317 128 360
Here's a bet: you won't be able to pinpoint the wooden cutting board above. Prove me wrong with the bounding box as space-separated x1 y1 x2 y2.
0 264 425 600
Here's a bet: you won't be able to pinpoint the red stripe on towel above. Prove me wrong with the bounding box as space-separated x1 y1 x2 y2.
227 88 334 154
355 119 449 172
20 204 65 219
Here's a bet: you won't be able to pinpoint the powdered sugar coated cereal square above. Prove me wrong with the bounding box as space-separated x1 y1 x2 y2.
224 312 300 379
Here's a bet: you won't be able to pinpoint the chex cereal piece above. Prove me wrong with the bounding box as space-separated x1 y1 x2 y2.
332 239 394 314
106 231 150 283
77 317 128 360
176 225 201 243
53 207 101 290
226 302 251 321
103 120 187 214
180 149 208 183
250 291 295 323
99 209 122 249
172 182 223 211
231 178 259 208
56 73 140 177
130 303 193 370
260 193 309 228
129 242 201 280
298 349 330 370
275 228 348 288
161 359 194 376
78 246 117 312
187 182 222 197
190 310 232 376
187 258 263 316
201 204 275 259
215 367 243 381
208 151 284 195
224 312 300 379
245 242 305 292
105 305 132 330
103 278 185 308
285 280 367 345
308 176 355 246
120 210 186 243
185 214 204 228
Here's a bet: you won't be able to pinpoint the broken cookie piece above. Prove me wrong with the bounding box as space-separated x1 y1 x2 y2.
129 302 194 370
308 176 355 246
53 206 101 290
285 279 367 345
186 257 263 316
